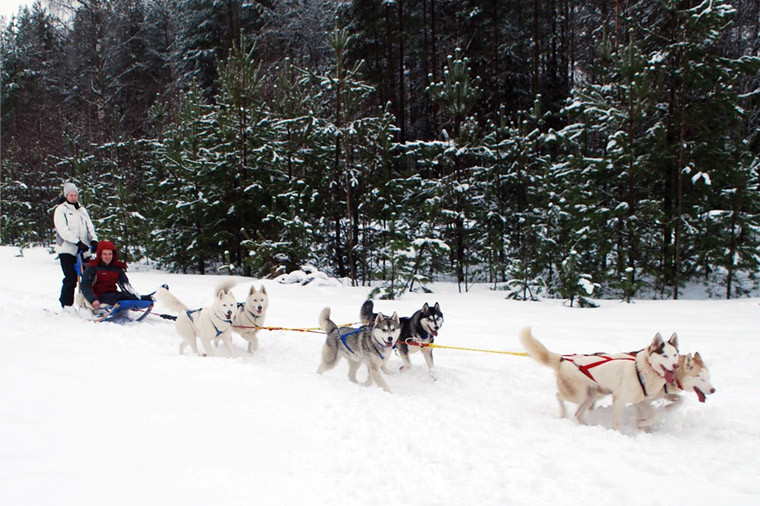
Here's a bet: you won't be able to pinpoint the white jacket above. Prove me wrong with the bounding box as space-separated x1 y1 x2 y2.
54 201 98 256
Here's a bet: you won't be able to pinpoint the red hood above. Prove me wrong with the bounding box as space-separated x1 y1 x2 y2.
89 240 127 269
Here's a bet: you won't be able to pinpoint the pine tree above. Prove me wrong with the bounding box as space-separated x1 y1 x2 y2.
148 83 218 273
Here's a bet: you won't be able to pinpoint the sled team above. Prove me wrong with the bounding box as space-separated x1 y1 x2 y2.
53 181 715 432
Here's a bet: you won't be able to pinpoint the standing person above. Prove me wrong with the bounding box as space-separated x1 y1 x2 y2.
80 240 157 309
53 182 98 309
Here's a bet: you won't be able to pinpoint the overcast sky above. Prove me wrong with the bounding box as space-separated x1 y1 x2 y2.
0 0 33 20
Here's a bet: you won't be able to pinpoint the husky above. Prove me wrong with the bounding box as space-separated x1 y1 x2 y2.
603 351 715 406
362 300 443 381
661 352 715 404
519 327 680 431
589 351 715 427
230 284 269 354
317 307 400 393
156 281 238 357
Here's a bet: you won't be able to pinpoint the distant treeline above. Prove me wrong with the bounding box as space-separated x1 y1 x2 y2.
2 0 759 301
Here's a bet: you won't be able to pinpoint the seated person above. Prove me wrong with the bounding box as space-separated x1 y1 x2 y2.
81 240 154 310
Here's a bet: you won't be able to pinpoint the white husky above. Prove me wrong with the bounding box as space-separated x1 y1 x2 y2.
231 284 269 354
156 281 237 357
519 327 680 431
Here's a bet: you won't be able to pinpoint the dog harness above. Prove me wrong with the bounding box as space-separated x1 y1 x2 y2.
562 353 654 397
339 327 388 359
186 308 230 338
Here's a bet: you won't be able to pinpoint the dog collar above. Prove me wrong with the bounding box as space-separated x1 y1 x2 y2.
245 307 262 321
646 357 668 380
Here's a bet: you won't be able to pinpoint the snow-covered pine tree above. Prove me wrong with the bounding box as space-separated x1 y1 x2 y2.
304 22 389 284
629 0 759 298
414 47 483 292
558 249 599 308
249 57 320 277
173 0 264 98
148 82 218 273
210 39 274 276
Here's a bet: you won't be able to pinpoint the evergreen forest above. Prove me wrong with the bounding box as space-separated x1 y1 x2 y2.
2 0 759 301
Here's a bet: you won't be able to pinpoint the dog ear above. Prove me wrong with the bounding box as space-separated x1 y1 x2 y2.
650 332 664 350
422 303 429 312
434 302 440 311
693 351 703 364
667 332 679 351
374 313 384 325
391 311 399 323
260 284 267 294
249 285 256 295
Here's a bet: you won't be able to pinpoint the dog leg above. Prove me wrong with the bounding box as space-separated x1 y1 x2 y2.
573 386 598 425
398 343 412 372
556 394 567 419
368 363 392 393
221 332 237 358
246 333 259 354
199 337 216 357
421 347 437 380
611 397 625 431
635 401 661 430
664 394 683 410
347 359 361 384
317 344 338 374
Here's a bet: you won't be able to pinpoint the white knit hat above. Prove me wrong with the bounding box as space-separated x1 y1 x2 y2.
63 182 79 197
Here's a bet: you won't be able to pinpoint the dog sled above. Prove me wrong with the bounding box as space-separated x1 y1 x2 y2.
90 299 155 323
72 252 160 323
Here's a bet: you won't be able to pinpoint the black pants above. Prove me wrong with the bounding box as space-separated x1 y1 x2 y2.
98 291 139 305
58 253 79 307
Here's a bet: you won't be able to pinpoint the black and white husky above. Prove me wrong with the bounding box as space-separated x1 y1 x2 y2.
317 307 400 393
361 300 444 381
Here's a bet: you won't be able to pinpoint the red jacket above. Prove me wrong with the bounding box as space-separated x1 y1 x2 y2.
81 240 135 302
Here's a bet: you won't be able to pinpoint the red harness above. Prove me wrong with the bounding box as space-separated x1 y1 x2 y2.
562 354 635 383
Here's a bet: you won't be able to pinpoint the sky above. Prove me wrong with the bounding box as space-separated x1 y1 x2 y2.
0 0 32 20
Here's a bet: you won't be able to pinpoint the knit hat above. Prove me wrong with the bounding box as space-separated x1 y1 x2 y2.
63 182 79 197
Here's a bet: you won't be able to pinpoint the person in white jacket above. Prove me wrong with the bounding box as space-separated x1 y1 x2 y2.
53 182 98 308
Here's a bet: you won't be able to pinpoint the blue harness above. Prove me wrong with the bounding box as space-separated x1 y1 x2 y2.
339 327 387 359
186 308 228 338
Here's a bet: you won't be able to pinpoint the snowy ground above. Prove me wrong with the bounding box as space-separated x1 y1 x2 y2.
1 246 759 506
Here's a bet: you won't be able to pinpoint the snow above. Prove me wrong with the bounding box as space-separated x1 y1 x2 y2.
2 246 759 506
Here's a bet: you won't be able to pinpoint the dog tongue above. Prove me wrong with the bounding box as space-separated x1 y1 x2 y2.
694 387 706 403
431 330 438 337
662 367 676 383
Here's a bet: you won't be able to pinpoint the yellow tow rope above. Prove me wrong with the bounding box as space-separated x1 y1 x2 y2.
235 323 528 357
427 343 527 357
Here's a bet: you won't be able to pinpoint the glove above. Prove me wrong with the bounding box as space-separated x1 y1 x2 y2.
76 241 89 253
90 240 99 253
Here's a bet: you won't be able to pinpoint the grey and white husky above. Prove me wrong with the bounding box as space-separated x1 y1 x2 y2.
317 307 400 393
362 300 443 381
156 281 237 357
231 284 269 354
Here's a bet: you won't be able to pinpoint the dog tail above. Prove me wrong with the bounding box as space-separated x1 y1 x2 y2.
360 300 374 325
155 286 187 313
318 307 337 334
215 278 236 296
519 327 562 371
